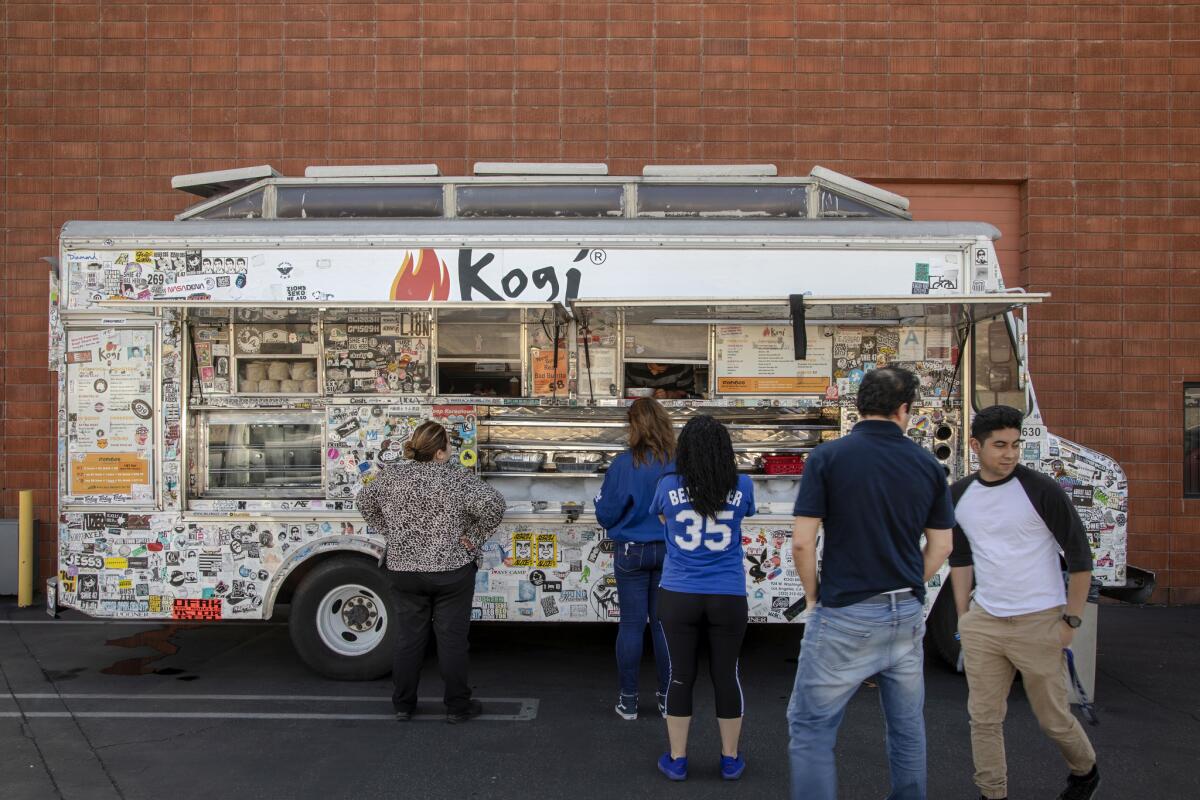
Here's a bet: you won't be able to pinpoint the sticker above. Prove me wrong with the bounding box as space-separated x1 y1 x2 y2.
130 399 152 420
512 532 534 568
535 533 557 568
172 598 222 620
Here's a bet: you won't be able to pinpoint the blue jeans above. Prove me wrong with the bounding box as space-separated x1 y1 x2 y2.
787 596 927 800
613 540 669 697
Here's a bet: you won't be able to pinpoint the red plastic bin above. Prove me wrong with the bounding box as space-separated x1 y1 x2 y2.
763 455 805 475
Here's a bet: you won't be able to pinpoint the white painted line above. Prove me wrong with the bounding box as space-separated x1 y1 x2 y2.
0 711 532 721
5 693 534 704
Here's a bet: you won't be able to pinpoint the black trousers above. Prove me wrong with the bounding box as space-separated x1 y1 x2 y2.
656 588 749 719
388 563 477 714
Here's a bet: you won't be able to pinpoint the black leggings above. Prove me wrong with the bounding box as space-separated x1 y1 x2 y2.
656 588 749 719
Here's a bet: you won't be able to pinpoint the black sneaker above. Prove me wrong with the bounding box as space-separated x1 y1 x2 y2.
1057 764 1100 800
446 699 483 724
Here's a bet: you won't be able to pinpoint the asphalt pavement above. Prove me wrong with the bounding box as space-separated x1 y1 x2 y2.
1 599 1197 800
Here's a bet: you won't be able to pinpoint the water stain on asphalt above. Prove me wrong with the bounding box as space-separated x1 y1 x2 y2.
101 624 199 679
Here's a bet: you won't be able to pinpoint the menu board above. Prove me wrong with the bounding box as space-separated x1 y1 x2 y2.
324 311 431 395
65 328 155 501
714 325 832 394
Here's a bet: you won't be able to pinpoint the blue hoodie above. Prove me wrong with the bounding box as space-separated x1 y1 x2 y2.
594 451 673 542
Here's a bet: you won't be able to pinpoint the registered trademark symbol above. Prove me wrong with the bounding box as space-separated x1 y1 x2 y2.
590 249 606 265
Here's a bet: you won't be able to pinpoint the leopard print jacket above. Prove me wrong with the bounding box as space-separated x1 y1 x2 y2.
356 460 507 573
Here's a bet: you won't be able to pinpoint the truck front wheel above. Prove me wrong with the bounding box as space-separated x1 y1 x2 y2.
288 557 396 680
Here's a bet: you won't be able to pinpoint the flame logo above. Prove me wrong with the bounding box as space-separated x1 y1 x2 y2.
390 249 451 301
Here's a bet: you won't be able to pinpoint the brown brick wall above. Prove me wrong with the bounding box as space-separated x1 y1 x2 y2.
3 1 1198 602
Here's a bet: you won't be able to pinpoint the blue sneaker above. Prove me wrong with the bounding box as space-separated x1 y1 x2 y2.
658 753 688 781
614 694 638 721
720 753 745 781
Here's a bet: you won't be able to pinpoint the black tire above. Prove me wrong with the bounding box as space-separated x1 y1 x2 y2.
925 573 962 670
288 556 397 681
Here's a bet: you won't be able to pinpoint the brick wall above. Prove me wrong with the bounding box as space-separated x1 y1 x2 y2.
3 1 1198 601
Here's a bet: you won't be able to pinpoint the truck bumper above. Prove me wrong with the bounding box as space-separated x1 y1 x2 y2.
1099 565 1156 605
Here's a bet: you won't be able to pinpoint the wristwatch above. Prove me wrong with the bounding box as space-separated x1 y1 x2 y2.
1062 613 1083 629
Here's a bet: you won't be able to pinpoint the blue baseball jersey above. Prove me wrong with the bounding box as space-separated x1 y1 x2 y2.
651 472 755 596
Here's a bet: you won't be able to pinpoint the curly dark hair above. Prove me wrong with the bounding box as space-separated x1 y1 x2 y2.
675 415 738 519
856 366 920 417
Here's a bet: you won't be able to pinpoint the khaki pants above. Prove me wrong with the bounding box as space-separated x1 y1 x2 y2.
959 604 1096 799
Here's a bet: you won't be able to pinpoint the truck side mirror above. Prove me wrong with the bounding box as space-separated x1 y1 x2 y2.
987 364 1015 392
986 320 1012 364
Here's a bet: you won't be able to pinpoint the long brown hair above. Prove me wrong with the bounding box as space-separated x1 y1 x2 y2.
404 420 450 462
628 397 675 467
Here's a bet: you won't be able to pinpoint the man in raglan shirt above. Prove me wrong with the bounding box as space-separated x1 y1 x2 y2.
950 405 1100 800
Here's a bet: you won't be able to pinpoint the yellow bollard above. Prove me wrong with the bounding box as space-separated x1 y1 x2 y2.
18 490 34 607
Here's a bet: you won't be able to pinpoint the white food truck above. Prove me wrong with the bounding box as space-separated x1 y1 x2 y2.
47 164 1151 679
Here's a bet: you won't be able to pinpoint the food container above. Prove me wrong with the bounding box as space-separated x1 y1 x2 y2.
554 452 606 473
625 387 655 398
493 452 546 472
763 454 805 475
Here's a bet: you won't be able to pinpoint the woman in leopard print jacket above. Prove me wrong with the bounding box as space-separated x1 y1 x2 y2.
356 420 506 723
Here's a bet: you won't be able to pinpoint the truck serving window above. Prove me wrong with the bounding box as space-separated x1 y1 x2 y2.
624 323 709 399
1186 384 1200 497
972 317 1026 414
436 308 523 396
198 412 323 498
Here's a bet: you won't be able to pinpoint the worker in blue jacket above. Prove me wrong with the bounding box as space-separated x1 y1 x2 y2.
594 397 676 720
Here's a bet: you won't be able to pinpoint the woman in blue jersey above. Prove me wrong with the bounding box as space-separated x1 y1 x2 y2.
594 397 676 721
651 415 754 782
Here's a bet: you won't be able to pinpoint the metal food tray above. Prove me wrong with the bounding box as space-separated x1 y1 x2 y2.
493 452 547 472
554 460 606 473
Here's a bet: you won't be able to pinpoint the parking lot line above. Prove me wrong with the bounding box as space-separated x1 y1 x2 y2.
0 710 535 721
5 693 536 704
0 695 540 722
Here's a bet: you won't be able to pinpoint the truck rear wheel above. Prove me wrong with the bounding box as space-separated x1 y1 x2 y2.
288 556 396 680
926 574 962 670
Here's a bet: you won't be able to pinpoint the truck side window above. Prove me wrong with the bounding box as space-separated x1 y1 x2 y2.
972 317 1026 414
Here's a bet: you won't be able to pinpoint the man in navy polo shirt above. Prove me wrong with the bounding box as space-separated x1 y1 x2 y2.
787 366 954 800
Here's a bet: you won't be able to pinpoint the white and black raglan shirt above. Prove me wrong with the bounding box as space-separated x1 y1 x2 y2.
949 464 1092 617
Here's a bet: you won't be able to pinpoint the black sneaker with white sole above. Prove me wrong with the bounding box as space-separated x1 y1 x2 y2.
1057 764 1100 800
615 694 638 720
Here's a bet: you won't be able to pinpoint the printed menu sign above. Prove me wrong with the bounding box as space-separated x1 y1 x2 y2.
531 345 569 396
715 325 832 394
65 327 155 501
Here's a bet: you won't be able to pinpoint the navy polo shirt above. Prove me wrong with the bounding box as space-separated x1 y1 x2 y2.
792 419 955 608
